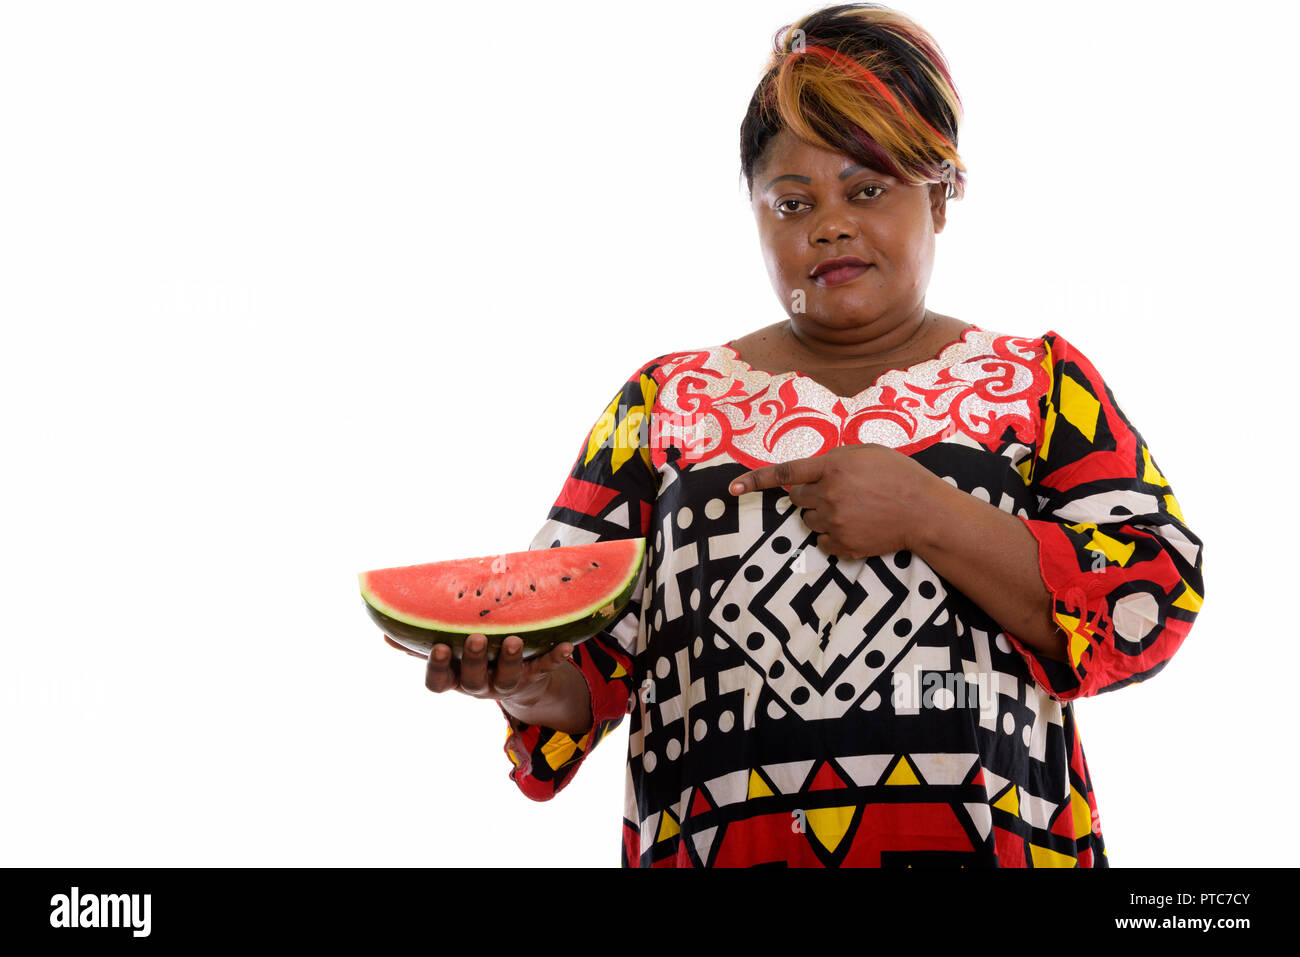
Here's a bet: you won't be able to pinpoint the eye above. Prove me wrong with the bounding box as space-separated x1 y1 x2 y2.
775 198 808 214
855 184 886 200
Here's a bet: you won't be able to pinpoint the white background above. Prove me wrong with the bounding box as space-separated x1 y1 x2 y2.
2 0 1293 867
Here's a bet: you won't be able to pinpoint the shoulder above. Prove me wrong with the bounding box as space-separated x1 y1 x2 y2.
1037 329 1110 377
625 345 740 385
601 347 735 415
963 325 1119 391
944 324 1053 395
1031 330 1127 412
960 323 1047 358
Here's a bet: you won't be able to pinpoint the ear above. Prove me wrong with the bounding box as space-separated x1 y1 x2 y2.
928 183 948 234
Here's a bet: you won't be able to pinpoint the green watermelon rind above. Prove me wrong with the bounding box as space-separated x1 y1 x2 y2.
360 538 645 660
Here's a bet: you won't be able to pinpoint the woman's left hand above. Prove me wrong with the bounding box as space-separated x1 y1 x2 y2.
728 444 944 560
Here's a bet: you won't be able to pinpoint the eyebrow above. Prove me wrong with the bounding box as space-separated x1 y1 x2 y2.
761 164 869 194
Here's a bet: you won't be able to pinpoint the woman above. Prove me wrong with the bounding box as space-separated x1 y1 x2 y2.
396 2 1205 867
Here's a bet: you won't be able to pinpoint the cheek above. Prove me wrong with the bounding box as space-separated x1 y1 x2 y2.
760 233 798 286
908 229 936 271
878 219 936 278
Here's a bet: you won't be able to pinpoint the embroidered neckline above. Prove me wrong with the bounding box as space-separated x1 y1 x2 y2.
652 327 1048 468
722 323 984 403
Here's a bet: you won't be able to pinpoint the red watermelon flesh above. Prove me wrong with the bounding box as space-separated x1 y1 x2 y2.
359 537 645 660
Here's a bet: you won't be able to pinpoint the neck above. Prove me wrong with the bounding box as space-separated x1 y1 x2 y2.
786 306 934 367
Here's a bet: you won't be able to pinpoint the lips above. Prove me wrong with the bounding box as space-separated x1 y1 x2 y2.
810 256 872 287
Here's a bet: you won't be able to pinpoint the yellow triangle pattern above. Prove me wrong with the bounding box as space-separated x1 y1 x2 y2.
805 806 856 854
1164 493 1185 523
1037 344 1057 463
541 731 579 770
993 784 1020 818
610 661 627 679
747 769 774 799
1086 529 1135 566
1048 611 1089 668
1070 785 1093 840
584 394 621 466
1173 580 1203 613
1016 454 1034 486
610 409 644 473
1038 404 1058 462
1142 445 1168 487
1069 630 1091 669
583 376 658 475
1059 374 1100 443
657 809 680 843
884 756 921 786
1030 843 1078 868
638 373 659 471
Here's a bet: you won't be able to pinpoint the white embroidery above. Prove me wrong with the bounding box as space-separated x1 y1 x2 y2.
653 328 1046 467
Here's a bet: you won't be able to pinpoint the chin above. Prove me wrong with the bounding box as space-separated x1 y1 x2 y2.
800 303 889 328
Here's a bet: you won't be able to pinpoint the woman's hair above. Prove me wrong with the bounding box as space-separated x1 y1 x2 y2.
740 3 966 200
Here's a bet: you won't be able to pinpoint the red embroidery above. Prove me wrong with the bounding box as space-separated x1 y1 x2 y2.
651 328 1049 470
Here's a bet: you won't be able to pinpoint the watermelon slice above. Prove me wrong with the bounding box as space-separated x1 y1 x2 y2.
359 538 646 661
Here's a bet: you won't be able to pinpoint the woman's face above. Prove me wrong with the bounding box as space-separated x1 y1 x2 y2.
750 128 947 337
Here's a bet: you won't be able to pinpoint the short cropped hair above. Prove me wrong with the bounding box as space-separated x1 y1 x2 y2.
740 3 966 200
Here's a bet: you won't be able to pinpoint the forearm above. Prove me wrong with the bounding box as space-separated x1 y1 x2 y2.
909 476 1069 662
500 658 595 735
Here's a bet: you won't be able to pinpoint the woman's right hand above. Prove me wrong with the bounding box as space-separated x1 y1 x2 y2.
427 633 577 705
383 633 588 731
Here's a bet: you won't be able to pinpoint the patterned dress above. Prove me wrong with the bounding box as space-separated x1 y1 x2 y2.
499 324 1205 867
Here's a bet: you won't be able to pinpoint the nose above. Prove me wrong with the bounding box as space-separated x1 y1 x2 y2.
810 207 859 244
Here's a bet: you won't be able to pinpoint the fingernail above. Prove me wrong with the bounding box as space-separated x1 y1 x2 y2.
730 481 743 494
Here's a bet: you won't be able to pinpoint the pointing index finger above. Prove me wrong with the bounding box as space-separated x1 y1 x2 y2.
729 455 825 495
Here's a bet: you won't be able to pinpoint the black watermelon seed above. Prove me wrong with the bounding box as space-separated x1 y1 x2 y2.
561 576 571 582
475 589 481 596
530 584 536 591
479 609 490 617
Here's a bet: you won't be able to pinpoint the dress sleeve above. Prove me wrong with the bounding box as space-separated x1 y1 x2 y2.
499 358 662 801
1004 332 1205 701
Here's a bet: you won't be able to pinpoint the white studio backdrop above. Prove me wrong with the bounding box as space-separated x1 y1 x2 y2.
1 0 1292 867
